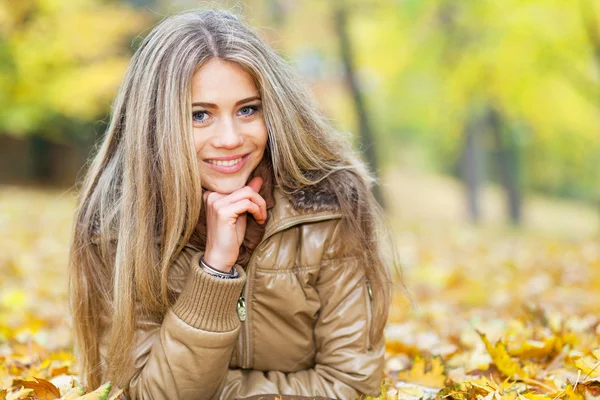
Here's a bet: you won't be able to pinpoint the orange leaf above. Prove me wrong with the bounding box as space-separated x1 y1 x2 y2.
50 366 69 377
12 377 61 399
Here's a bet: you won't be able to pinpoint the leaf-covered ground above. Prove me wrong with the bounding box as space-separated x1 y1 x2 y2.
1 186 599 399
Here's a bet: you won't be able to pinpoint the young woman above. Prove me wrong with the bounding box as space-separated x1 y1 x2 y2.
69 9 392 400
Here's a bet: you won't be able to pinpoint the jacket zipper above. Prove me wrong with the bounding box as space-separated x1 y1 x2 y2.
237 293 247 367
237 296 246 321
236 211 344 369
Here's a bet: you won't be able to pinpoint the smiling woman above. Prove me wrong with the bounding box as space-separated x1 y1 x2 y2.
68 9 392 400
191 59 268 195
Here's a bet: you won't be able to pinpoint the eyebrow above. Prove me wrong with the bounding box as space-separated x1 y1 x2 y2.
191 95 261 108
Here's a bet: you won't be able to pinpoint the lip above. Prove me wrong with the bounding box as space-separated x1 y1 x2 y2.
204 153 250 174
204 153 248 161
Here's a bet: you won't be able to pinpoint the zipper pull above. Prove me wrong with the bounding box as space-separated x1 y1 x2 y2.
365 277 373 300
237 295 247 322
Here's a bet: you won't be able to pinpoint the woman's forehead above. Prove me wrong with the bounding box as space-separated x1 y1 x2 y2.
191 59 259 105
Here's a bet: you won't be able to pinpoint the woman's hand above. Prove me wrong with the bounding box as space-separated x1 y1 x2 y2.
202 176 267 272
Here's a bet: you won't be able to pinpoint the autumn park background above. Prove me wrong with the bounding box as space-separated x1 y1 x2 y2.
1 0 600 399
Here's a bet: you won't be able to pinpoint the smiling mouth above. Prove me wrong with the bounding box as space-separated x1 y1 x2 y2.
206 157 243 167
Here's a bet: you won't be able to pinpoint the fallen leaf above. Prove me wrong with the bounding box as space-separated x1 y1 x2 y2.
574 356 600 379
59 384 85 400
508 338 557 360
397 356 446 389
12 377 61 399
478 331 528 380
78 382 112 400
5 386 34 400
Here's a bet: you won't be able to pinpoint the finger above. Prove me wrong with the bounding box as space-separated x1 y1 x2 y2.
204 191 226 206
213 187 267 223
217 199 261 223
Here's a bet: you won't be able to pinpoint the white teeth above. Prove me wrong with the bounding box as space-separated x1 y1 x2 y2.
207 157 242 167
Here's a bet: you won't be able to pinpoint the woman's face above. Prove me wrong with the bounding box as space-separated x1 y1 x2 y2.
191 58 268 194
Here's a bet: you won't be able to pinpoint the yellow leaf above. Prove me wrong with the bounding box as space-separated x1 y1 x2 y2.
478 331 528 379
519 393 549 399
563 383 584 400
574 356 600 379
508 338 556 359
6 387 34 400
397 355 446 389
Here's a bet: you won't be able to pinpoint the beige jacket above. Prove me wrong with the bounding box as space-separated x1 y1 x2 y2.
107 186 385 399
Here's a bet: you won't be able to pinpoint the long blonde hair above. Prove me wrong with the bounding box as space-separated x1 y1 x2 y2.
69 9 392 389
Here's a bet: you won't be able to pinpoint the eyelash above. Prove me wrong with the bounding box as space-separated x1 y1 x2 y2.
192 105 261 124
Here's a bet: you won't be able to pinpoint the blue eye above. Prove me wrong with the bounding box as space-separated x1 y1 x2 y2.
192 111 209 123
238 105 260 117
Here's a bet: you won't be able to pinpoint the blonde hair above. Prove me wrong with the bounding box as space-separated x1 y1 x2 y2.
69 9 392 389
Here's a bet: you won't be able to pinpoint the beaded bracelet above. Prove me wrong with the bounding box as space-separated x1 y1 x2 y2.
199 257 239 279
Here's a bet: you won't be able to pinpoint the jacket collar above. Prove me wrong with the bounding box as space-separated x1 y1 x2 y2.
263 185 344 240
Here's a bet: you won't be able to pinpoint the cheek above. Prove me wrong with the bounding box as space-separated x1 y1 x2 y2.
192 130 205 154
252 122 268 149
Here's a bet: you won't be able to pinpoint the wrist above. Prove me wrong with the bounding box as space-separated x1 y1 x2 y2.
202 251 234 273
200 256 237 279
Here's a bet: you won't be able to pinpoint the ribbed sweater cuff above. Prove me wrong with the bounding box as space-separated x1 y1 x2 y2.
172 252 246 332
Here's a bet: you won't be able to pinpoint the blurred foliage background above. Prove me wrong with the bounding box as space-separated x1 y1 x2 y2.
1 0 599 236
2 1 600 397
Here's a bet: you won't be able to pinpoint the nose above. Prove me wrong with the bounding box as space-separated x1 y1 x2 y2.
213 118 244 149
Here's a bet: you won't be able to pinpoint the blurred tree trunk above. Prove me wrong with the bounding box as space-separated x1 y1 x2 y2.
333 1 385 208
437 2 486 223
488 106 522 225
29 136 52 183
462 115 482 223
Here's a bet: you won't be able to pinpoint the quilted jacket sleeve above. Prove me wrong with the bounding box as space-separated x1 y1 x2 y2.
220 223 386 400
99 247 247 400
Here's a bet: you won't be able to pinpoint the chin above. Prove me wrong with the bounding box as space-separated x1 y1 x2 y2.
202 176 249 194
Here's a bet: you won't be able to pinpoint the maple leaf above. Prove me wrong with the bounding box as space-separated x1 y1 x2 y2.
11 377 61 399
478 331 528 380
397 355 446 389
469 375 527 399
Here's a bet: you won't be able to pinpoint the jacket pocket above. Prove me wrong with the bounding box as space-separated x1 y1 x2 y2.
364 276 373 351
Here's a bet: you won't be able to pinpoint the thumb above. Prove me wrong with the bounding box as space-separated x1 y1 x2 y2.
247 176 264 193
